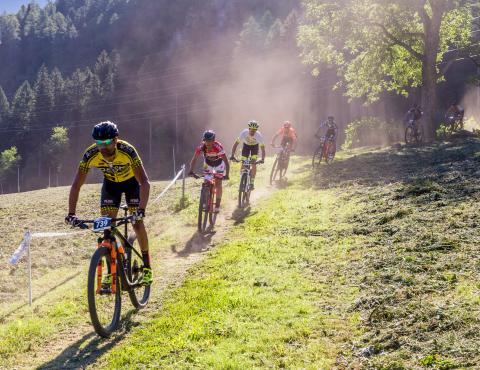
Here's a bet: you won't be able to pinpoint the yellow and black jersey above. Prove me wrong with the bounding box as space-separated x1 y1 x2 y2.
78 140 143 182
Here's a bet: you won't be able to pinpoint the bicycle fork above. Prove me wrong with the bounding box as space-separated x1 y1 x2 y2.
96 240 119 295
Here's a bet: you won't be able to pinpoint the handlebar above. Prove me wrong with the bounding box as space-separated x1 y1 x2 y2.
71 215 134 230
230 157 263 164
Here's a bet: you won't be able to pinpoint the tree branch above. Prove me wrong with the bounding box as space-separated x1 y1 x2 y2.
373 22 425 61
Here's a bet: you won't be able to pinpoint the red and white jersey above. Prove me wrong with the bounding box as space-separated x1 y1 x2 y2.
195 141 225 165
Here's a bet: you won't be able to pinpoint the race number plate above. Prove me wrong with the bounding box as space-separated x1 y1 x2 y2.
93 217 112 232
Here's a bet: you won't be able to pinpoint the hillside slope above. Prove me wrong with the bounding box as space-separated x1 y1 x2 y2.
94 139 480 369
2 139 480 369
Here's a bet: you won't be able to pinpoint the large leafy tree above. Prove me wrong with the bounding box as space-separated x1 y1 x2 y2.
298 0 473 139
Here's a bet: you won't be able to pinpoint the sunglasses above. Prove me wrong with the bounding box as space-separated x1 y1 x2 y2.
95 139 114 145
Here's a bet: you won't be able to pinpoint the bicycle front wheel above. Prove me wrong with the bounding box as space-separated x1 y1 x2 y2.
238 173 249 208
125 235 150 309
405 126 414 144
415 125 424 143
198 185 210 232
312 145 322 171
208 186 217 228
87 246 121 338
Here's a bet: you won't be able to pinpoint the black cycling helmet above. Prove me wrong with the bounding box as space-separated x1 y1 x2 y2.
92 121 119 140
327 116 334 121
203 130 215 141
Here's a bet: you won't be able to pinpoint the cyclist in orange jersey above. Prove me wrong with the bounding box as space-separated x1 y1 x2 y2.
271 121 297 151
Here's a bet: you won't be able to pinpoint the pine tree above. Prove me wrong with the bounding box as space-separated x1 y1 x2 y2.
94 50 116 99
265 18 285 50
236 16 266 55
0 86 10 127
11 81 36 131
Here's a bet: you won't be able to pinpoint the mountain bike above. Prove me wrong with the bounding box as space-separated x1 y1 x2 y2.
190 172 221 233
232 157 261 208
72 205 150 338
270 144 291 185
405 119 423 144
445 113 464 132
312 135 335 171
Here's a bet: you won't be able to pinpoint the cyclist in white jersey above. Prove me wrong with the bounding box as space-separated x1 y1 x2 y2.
230 120 265 190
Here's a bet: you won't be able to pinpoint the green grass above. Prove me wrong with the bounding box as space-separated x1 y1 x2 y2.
96 170 363 369
3 139 480 369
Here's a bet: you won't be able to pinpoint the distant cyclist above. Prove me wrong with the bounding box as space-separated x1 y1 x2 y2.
315 116 338 155
188 130 230 213
445 100 464 129
230 120 266 190
271 121 297 151
65 121 153 285
405 103 423 126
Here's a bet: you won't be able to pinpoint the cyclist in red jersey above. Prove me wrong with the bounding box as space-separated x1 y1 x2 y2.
271 121 297 151
188 130 230 213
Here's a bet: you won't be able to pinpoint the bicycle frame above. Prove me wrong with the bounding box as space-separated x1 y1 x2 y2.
96 227 140 294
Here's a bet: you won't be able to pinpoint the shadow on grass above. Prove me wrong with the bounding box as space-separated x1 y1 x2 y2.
231 206 257 225
37 309 138 370
0 271 82 323
306 138 480 201
170 231 213 257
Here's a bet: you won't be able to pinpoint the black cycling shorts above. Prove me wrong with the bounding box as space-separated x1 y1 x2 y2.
280 137 293 148
101 176 140 212
241 144 259 159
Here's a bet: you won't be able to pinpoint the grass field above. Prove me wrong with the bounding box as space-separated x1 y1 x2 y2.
2 139 480 369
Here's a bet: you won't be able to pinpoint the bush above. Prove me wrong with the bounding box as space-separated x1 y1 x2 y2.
343 117 403 150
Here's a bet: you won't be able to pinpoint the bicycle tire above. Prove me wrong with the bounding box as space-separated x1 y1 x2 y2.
126 235 150 309
415 125 424 143
312 145 322 171
270 156 279 184
238 173 248 208
198 185 209 232
208 185 217 227
405 126 414 144
325 143 335 164
87 246 121 338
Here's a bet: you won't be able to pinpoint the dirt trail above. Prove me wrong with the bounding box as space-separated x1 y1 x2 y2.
16 184 276 370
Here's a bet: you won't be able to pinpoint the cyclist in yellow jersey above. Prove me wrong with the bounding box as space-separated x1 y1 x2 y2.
65 121 153 285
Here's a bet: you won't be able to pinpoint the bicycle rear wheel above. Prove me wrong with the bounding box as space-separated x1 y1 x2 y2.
198 185 210 232
125 235 150 309
87 246 121 338
238 173 249 208
270 156 279 184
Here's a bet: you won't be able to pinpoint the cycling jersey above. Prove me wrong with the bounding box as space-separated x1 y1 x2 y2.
79 140 143 182
316 121 338 140
236 129 265 147
195 141 225 167
276 127 297 140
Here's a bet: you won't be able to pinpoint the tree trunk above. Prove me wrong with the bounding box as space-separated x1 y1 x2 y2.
421 60 438 141
421 0 446 141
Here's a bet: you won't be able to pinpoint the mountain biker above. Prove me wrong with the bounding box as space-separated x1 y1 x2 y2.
230 120 266 190
188 130 230 213
315 116 338 157
65 121 153 286
405 103 423 125
271 121 297 151
445 100 464 126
